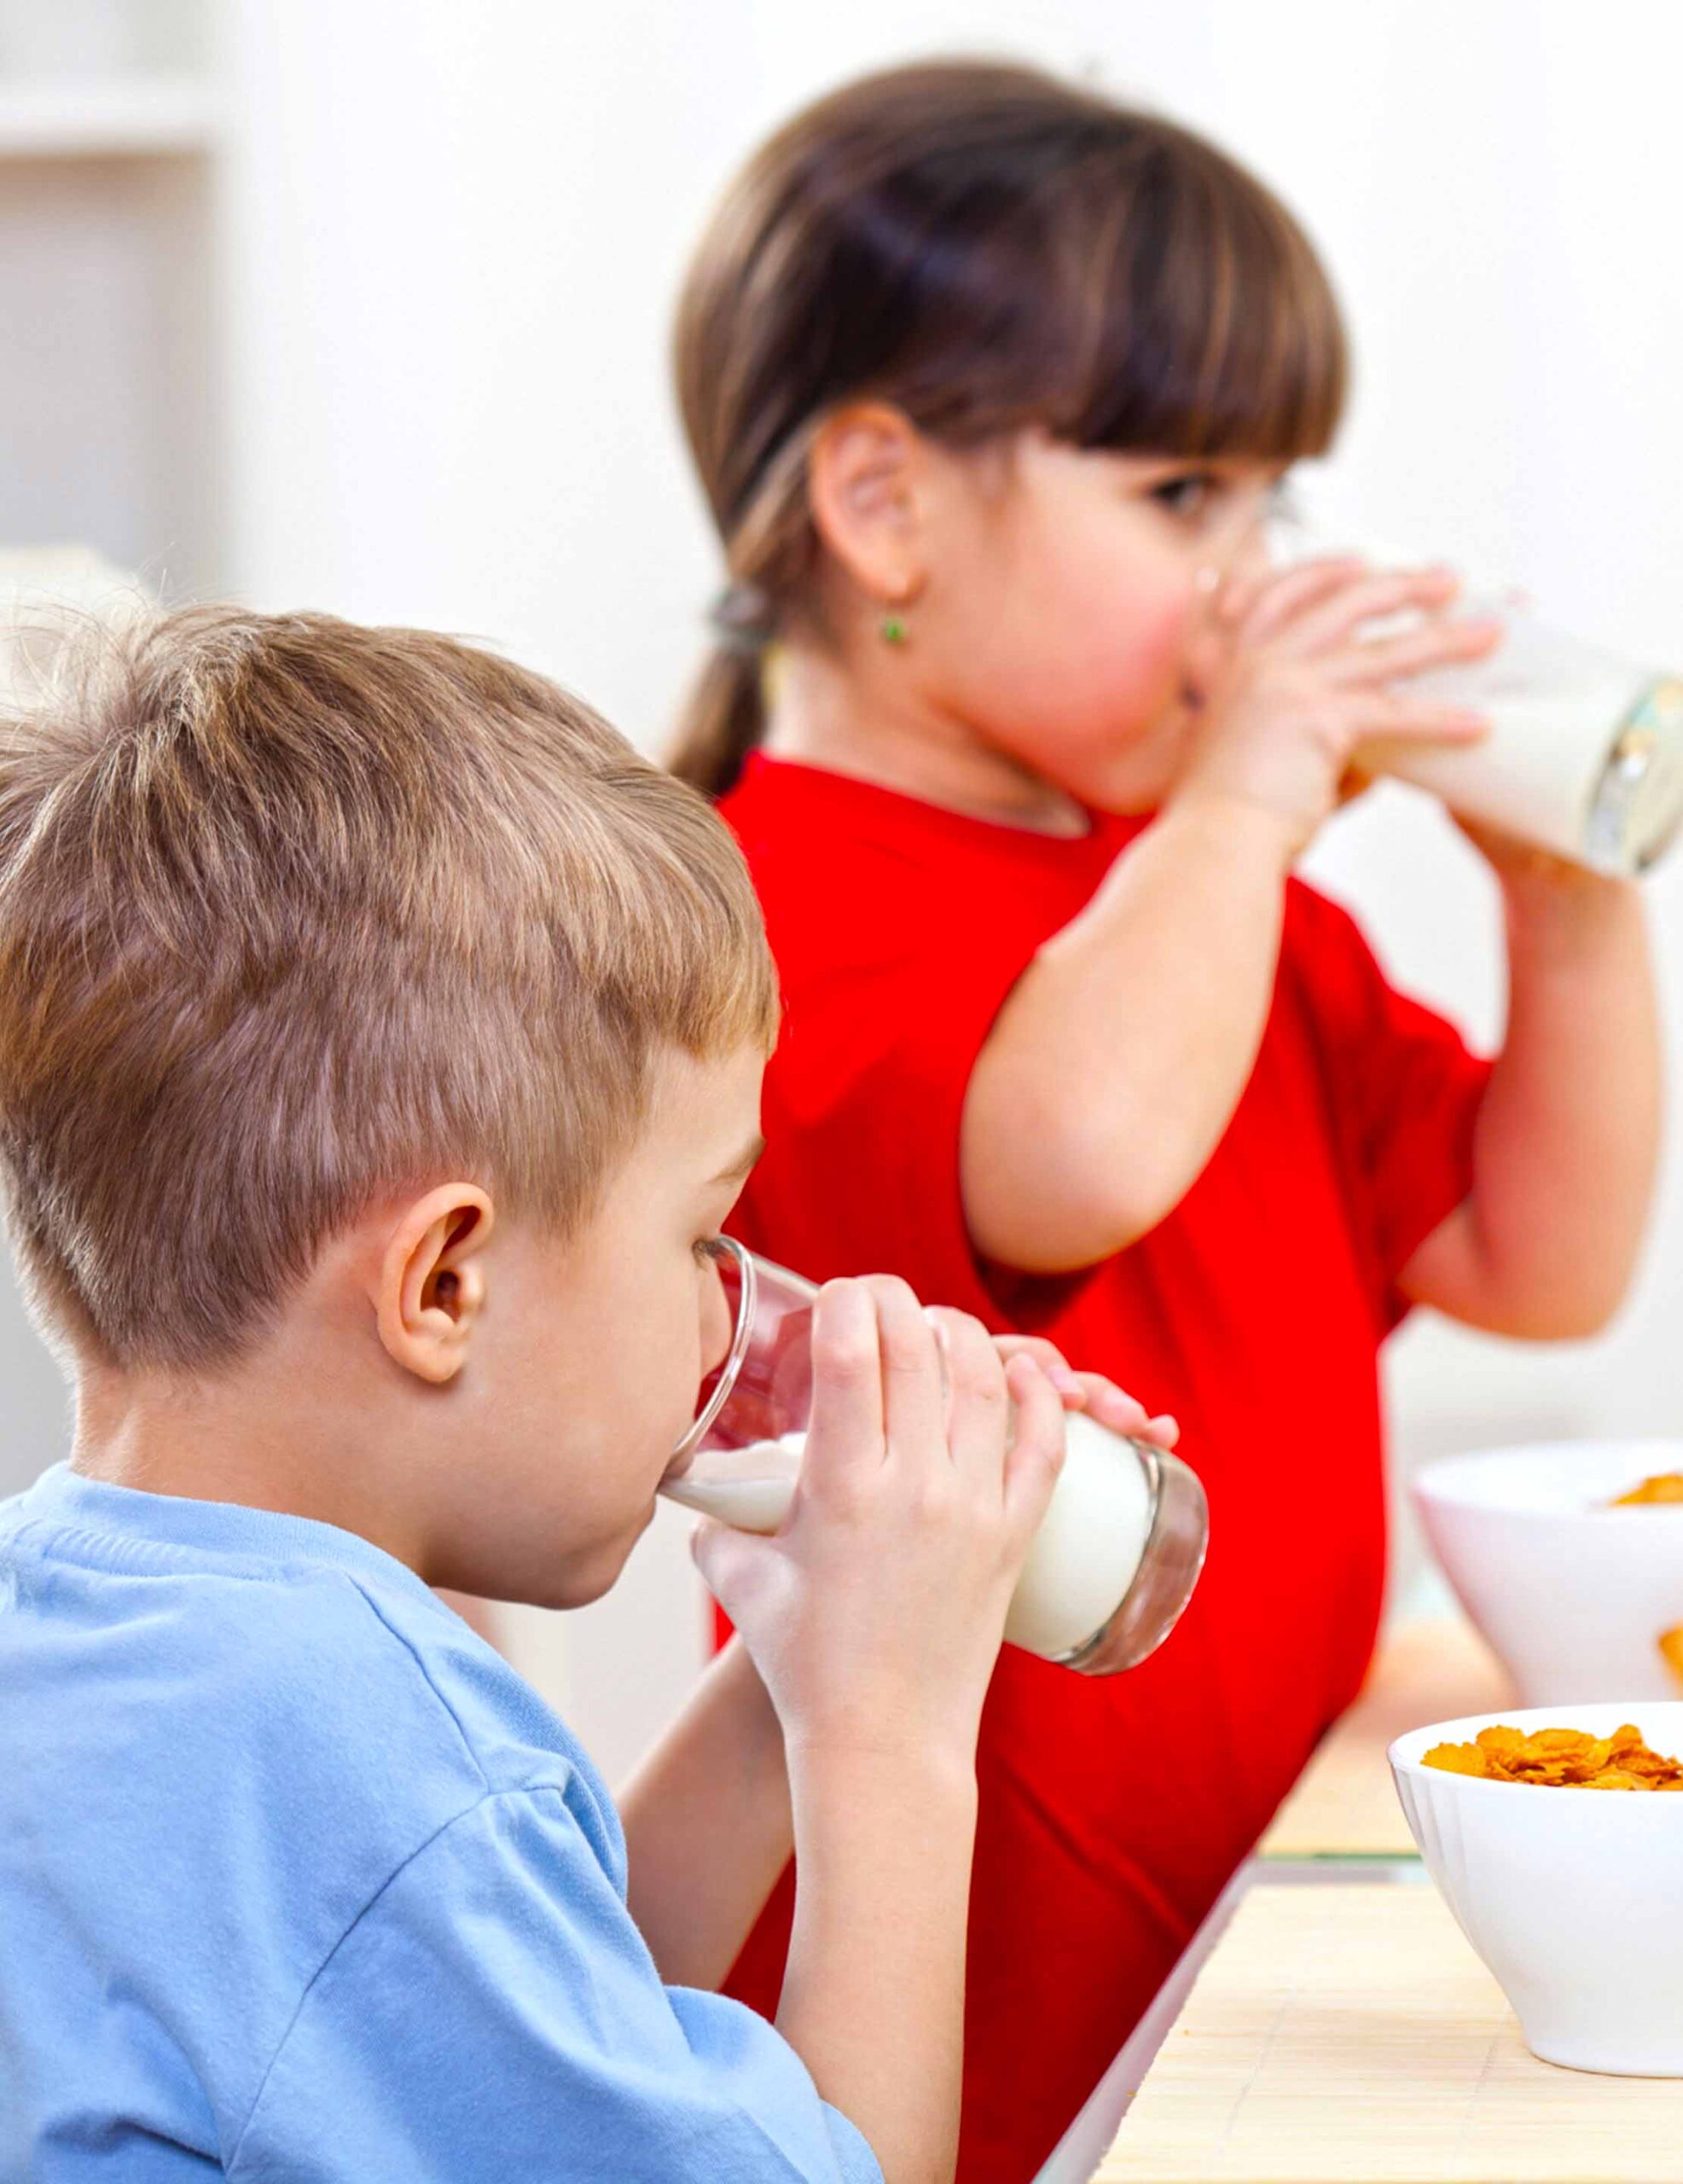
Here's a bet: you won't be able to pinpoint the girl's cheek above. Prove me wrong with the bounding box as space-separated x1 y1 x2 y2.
1093 580 1197 715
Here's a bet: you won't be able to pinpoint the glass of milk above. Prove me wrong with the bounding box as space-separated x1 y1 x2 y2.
1265 514 1683 875
661 1241 1209 1676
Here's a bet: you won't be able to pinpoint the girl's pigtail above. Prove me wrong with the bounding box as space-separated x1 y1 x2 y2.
670 631 768 799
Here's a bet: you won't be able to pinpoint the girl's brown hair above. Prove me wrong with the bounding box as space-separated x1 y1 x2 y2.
670 59 1347 797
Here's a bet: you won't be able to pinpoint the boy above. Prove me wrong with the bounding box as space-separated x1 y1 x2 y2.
0 608 1129 2181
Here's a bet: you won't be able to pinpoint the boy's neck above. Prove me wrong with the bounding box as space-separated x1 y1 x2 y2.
763 640 1089 838
69 1350 427 1572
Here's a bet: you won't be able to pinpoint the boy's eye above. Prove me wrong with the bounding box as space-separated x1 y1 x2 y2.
694 1235 723 1267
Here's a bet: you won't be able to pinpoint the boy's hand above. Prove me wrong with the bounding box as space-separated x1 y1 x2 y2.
1175 559 1501 856
987 1331 1179 1448
692 1276 1065 1771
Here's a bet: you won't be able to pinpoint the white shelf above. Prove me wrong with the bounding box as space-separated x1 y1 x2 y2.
0 75 214 158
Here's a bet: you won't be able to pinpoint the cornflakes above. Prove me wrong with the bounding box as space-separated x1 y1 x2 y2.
1610 1472 1683 1507
1421 1720 1683 1790
1660 1625 1683 1692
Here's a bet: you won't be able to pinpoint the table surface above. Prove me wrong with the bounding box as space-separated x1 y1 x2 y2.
1258 1617 1514 1860
1095 1883 1683 2181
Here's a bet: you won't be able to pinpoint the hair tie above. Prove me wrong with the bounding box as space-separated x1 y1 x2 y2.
708 582 777 655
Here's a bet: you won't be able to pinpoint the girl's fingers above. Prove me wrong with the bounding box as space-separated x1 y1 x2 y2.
801 1278 887 1498
936 1309 1012 1492
1001 1354 1066 1542
1324 613 1503 688
1233 555 1368 643
1349 690 1491 744
863 1273 949 1476
1270 566 1460 655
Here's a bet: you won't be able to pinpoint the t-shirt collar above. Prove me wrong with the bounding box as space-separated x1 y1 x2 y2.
13 1460 444 1609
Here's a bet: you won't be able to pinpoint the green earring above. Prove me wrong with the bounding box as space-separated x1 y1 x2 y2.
879 611 908 646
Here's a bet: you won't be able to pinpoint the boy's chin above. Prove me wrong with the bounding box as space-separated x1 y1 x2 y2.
496 1501 659 1612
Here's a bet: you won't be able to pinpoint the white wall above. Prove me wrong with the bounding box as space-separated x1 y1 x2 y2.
8 0 1677 1774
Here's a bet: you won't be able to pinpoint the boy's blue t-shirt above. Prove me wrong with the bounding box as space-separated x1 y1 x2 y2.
0 1463 880 2183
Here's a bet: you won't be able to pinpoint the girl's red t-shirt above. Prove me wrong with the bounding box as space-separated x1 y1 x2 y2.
715 752 1489 2184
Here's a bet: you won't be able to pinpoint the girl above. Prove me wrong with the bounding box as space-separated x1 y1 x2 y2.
670 60 1659 2183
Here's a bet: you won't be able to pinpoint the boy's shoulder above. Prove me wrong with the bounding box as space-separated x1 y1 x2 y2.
0 1471 638 2164
0 1466 618 1876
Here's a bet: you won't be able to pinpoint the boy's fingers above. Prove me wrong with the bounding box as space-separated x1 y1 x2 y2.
1001 1354 1066 1540
991 1331 1082 1400
803 1278 885 1495
935 1310 1011 1491
1072 1374 1154 1437
689 1515 775 1606
862 1275 947 1474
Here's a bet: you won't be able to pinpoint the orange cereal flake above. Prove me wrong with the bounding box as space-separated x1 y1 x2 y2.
1422 1721 1683 1791
1610 1472 1683 1506
1660 1626 1683 1691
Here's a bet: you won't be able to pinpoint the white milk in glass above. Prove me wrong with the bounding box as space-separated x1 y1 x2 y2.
664 1409 1156 1664
1266 515 1683 874
1363 613 1683 874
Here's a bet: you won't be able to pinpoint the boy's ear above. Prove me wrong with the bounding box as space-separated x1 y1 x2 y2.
807 401 930 611
373 1184 496 1385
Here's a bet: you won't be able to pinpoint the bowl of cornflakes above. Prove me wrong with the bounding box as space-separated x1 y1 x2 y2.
1391 1704 1683 2074
1414 1441 1683 1705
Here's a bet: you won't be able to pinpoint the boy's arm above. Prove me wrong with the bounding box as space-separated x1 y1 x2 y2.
620 1636 792 1990
1397 858 1659 1337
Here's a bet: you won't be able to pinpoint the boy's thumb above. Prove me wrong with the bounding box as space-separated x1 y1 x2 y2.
688 1516 769 1610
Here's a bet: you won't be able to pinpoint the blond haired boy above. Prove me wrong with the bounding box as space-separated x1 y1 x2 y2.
0 611 1178 2183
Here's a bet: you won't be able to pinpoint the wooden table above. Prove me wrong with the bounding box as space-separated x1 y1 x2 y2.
1097 1884 1683 2181
1037 1618 1518 2182
1259 1618 1513 1861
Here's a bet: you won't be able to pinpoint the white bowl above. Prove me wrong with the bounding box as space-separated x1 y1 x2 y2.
1413 1440 1683 1705
1391 1701 1683 2074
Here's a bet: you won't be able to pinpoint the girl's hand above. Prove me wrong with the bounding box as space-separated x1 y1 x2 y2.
692 1276 1065 1770
1174 559 1502 856
987 1331 1179 1448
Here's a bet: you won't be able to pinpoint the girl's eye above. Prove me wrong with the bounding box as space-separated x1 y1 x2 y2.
1149 473 1220 519
694 1235 723 1267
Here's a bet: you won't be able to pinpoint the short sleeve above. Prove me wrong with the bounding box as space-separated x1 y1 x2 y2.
741 912 1085 1334
1288 886 1492 1327
229 1787 880 2184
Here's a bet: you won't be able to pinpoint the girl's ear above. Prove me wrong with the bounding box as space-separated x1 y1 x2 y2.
372 1184 496 1385
807 401 931 610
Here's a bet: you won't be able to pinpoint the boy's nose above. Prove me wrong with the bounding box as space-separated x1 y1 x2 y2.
699 1252 737 1379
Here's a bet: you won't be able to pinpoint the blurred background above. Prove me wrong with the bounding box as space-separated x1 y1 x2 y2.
2 0 1679 1778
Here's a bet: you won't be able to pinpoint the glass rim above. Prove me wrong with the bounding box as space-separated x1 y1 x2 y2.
669 1235 758 1467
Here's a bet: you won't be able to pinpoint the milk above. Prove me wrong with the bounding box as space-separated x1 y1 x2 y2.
1262 513 1683 874
662 1411 1156 1664
1359 612 1683 874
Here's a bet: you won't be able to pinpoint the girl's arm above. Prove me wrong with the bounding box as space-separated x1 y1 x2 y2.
962 562 1496 1274
961 794 1297 1270
1397 857 1659 1336
620 1636 792 1991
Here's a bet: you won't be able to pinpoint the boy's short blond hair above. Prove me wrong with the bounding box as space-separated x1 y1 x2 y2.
0 607 779 1369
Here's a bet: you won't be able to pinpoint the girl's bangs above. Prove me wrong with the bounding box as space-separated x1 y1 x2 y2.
1050 144 1348 465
